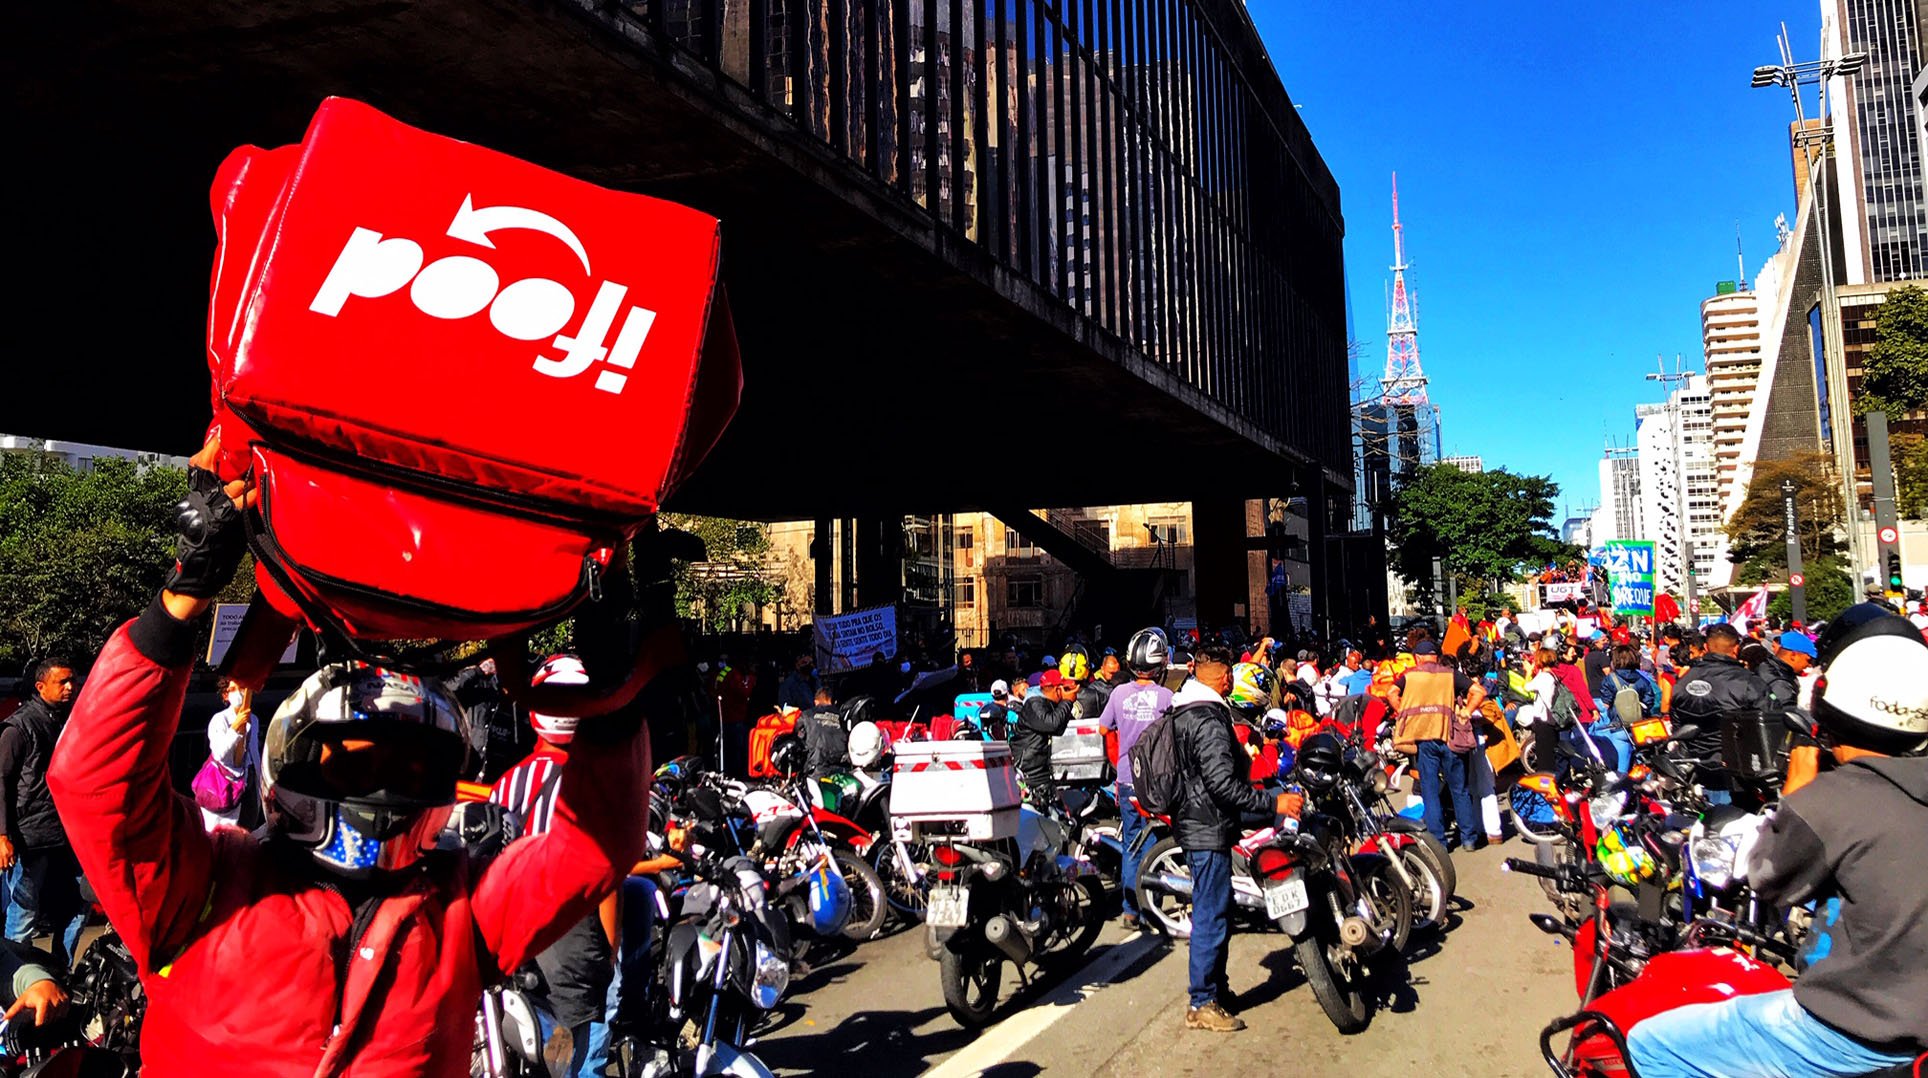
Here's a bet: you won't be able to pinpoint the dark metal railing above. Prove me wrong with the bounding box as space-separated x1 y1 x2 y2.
577 0 1349 468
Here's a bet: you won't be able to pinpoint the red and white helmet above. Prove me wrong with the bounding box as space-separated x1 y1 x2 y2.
529 654 590 745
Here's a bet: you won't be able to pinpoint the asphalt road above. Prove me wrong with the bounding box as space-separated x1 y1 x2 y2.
758 841 1574 1077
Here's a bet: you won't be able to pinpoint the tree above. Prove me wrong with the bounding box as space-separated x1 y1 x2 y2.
1767 555 1856 624
1724 453 1844 580
0 454 185 672
1386 464 1570 607
658 513 783 633
1892 432 1928 520
1855 284 1928 417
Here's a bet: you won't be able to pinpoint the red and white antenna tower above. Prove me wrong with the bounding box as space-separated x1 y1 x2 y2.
1381 173 1431 409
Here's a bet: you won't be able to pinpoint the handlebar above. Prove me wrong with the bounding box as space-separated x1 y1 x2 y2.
1500 857 1565 881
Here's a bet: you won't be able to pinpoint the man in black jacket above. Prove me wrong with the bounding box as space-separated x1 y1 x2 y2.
1012 671 1075 807
796 688 848 776
0 658 86 968
1669 623 1768 804
1169 649 1302 1033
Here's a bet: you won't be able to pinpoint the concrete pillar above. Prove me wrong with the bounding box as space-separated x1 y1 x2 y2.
854 515 903 610
812 517 834 615
1192 495 1249 633
1301 464 1331 639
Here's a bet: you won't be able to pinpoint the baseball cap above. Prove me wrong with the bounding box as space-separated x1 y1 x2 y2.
1043 654 1058 668
1413 640 1439 656
1777 631 1818 659
1040 670 1067 688
990 679 1010 697
1590 630 1608 642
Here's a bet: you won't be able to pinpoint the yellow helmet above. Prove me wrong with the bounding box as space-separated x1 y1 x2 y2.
1058 648 1090 682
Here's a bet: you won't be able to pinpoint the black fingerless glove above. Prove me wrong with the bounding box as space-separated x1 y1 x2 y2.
163 467 248 599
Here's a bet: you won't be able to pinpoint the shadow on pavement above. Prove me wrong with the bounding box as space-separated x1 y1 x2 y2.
755 1004 974 1077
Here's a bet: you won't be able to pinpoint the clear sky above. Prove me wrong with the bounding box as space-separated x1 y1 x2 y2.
1251 1 1825 520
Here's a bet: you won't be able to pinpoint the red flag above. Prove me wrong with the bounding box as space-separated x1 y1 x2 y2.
1654 593 1682 623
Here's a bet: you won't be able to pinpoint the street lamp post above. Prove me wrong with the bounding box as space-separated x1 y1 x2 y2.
1649 359 1701 620
1752 26 1868 581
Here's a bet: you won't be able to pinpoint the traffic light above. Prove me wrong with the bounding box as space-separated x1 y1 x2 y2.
1889 549 1905 591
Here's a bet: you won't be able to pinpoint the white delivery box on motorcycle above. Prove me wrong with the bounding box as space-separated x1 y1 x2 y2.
1050 719 1109 783
889 741 1021 841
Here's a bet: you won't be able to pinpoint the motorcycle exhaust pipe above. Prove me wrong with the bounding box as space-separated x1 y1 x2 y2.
984 914 1033 965
1144 873 1267 911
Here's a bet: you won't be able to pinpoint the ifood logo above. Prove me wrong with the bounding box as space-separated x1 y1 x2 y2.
307 195 657 395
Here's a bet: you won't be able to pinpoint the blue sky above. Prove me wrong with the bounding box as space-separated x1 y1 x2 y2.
1250 1 1824 519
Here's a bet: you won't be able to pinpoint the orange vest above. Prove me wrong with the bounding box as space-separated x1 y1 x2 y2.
1392 663 1457 752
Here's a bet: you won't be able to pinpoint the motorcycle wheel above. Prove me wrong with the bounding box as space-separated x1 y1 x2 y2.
874 841 930 922
1293 933 1371 1035
1396 843 1450 932
1042 877 1107 963
1408 830 1457 905
836 849 889 941
1134 837 1194 939
939 946 1004 1028
1358 859 1415 954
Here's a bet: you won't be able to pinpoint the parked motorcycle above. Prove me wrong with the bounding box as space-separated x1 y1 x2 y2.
472 971 573 1078
926 804 1107 1028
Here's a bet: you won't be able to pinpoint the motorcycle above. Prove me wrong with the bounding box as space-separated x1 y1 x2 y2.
1335 740 1455 933
633 853 794 1078
472 971 573 1078
677 775 858 960
0 929 143 1077
926 804 1107 1028
756 753 890 942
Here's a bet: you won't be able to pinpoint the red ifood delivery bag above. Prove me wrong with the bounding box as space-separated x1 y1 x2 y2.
205 97 740 643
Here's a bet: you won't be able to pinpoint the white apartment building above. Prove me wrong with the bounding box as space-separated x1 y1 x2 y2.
1700 286 1762 519
1597 446 1642 548
1635 376 1728 596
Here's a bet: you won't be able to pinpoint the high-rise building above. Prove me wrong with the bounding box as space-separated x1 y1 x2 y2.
1438 455 1483 473
1598 446 1643 546
1635 376 1727 597
1824 0 1928 283
1701 282 1764 518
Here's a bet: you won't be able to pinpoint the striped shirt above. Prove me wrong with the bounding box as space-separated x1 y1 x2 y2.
489 750 567 837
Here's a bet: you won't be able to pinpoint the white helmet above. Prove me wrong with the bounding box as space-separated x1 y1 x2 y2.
1813 617 1928 755
261 664 469 878
847 720 887 769
528 654 590 745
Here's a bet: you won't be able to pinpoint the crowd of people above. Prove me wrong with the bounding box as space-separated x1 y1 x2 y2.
2 438 1923 1077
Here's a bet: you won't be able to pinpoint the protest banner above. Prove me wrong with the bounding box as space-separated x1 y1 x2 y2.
813 605 899 673
207 603 300 667
1603 540 1658 617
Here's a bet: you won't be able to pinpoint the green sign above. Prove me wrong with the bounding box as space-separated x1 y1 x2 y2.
1603 540 1657 616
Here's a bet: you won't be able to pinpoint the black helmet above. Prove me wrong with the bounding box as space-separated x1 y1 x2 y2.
839 695 878 729
1811 615 1928 755
1126 627 1170 677
1813 603 1919 665
771 735 807 777
1296 732 1344 791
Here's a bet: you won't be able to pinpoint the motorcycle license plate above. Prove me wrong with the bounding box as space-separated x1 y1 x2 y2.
928 885 971 928
1264 877 1309 919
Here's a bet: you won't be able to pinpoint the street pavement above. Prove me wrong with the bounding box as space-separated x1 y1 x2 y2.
757 842 1573 1077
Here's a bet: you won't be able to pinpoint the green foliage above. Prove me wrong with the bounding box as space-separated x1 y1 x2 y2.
1766 554 1856 624
1725 453 1845 579
659 513 782 633
1856 285 1928 417
0 455 185 672
1893 432 1928 520
1387 465 1568 600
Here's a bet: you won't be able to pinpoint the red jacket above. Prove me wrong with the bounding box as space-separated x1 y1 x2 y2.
49 605 649 1077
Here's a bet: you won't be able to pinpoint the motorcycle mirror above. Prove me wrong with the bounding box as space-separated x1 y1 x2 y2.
1780 708 1816 738
1668 723 1703 743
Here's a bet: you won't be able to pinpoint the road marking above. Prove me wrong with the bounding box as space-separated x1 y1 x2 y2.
925 932 1164 1078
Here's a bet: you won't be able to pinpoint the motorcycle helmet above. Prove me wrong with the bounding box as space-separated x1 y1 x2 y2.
1261 708 1292 742
1228 662 1275 718
847 720 887 769
1058 647 1091 683
654 754 707 792
1809 615 1928 755
771 735 807 777
261 664 469 878
839 694 878 730
1595 822 1659 888
807 857 853 936
1126 628 1170 678
527 653 589 745
1294 732 1344 792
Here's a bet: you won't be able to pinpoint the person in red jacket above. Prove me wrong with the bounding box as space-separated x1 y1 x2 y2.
47 444 650 1076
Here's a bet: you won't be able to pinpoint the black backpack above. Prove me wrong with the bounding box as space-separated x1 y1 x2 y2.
1129 703 1207 816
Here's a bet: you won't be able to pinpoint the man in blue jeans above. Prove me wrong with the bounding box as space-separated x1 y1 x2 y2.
1167 650 1301 1032
0 658 87 969
1387 642 1486 851
1098 627 1175 930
